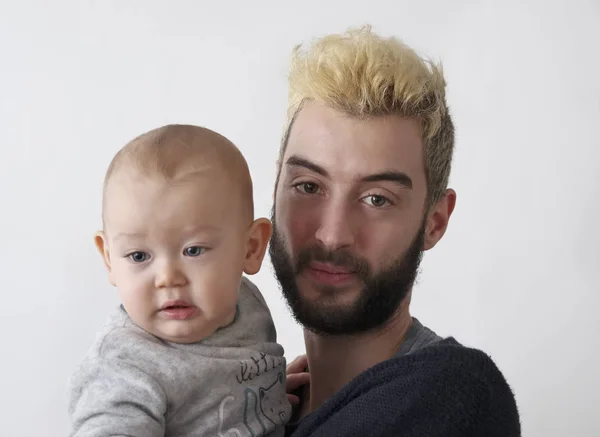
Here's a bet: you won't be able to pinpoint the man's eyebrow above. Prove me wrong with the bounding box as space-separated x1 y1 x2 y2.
285 154 412 188
362 171 413 189
285 155 329 177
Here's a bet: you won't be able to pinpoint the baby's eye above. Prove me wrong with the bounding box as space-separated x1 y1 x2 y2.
184 246 205 257
128 251 149 263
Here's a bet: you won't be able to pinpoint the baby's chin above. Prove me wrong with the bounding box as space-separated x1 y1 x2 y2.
147 322 218 344
147 310 238 344
124 303 238 344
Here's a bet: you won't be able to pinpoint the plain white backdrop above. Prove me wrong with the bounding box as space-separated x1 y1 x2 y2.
1 0 598 435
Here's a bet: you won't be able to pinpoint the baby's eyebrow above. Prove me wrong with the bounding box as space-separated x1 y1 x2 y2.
113 231 145 240
180 225 224 235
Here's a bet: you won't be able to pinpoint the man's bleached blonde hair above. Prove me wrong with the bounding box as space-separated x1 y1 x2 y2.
280 25 454 209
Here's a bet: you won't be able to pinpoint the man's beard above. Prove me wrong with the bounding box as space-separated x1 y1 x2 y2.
268 208 425 336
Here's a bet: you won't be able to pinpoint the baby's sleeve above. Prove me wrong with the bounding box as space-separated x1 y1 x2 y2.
67 354 167 437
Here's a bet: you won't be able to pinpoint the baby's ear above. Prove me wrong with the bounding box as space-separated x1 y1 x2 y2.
243 218 272 275
94 231 116 286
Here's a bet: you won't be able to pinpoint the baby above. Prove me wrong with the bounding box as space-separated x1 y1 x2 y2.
68 124 292 436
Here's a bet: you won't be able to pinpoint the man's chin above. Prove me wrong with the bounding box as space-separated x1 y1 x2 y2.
287 301 364 337
282 280 367 336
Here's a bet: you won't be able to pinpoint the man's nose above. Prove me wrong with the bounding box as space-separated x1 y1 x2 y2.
314 200 355 251
154 259 188 288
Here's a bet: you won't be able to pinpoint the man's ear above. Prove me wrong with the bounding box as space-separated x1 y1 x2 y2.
94 230 116 286
423 189 457 251
243 217 273 275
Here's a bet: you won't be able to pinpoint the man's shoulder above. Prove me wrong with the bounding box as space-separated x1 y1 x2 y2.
287 338 520 437
402 338 521 434
384 337 512 390
354 338 519 433
406 337 501 368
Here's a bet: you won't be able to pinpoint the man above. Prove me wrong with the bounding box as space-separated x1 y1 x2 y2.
268 26 521 436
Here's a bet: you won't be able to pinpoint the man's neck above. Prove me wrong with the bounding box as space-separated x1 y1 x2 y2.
303 303 413 414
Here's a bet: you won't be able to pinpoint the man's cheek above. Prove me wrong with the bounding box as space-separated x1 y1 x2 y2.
286 207 318 252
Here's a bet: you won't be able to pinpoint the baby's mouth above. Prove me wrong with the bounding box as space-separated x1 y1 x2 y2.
159 300 197 320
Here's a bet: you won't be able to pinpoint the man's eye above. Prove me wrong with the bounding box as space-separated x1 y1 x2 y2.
362 194 390 207
295 182 320 194
184 246 205 257
128 251 149 263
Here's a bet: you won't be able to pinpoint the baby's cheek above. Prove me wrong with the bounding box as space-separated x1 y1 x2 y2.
117 274 156 317
125 277 153 300
206 283 238 314
188 271 229 308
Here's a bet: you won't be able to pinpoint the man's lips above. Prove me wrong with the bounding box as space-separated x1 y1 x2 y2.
309 262 353 274
159 300 198 320
305 262 355 285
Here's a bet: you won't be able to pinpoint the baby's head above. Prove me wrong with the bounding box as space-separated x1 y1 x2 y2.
94 124 272 344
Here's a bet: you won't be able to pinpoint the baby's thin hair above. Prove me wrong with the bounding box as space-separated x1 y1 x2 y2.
102 124 254 223
105 124 234 182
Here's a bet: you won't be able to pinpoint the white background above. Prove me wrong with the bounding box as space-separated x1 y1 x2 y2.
1 1 599 436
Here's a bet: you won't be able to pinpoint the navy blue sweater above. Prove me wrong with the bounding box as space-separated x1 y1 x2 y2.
286 338 520 437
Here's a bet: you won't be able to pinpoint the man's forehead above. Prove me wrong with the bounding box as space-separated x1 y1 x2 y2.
283 103 425 181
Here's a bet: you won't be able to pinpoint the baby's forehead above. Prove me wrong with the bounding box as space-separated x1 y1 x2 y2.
103 177 242 234
103 165 251 228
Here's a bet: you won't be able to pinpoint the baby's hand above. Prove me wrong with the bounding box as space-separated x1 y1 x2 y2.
286 354 310 406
